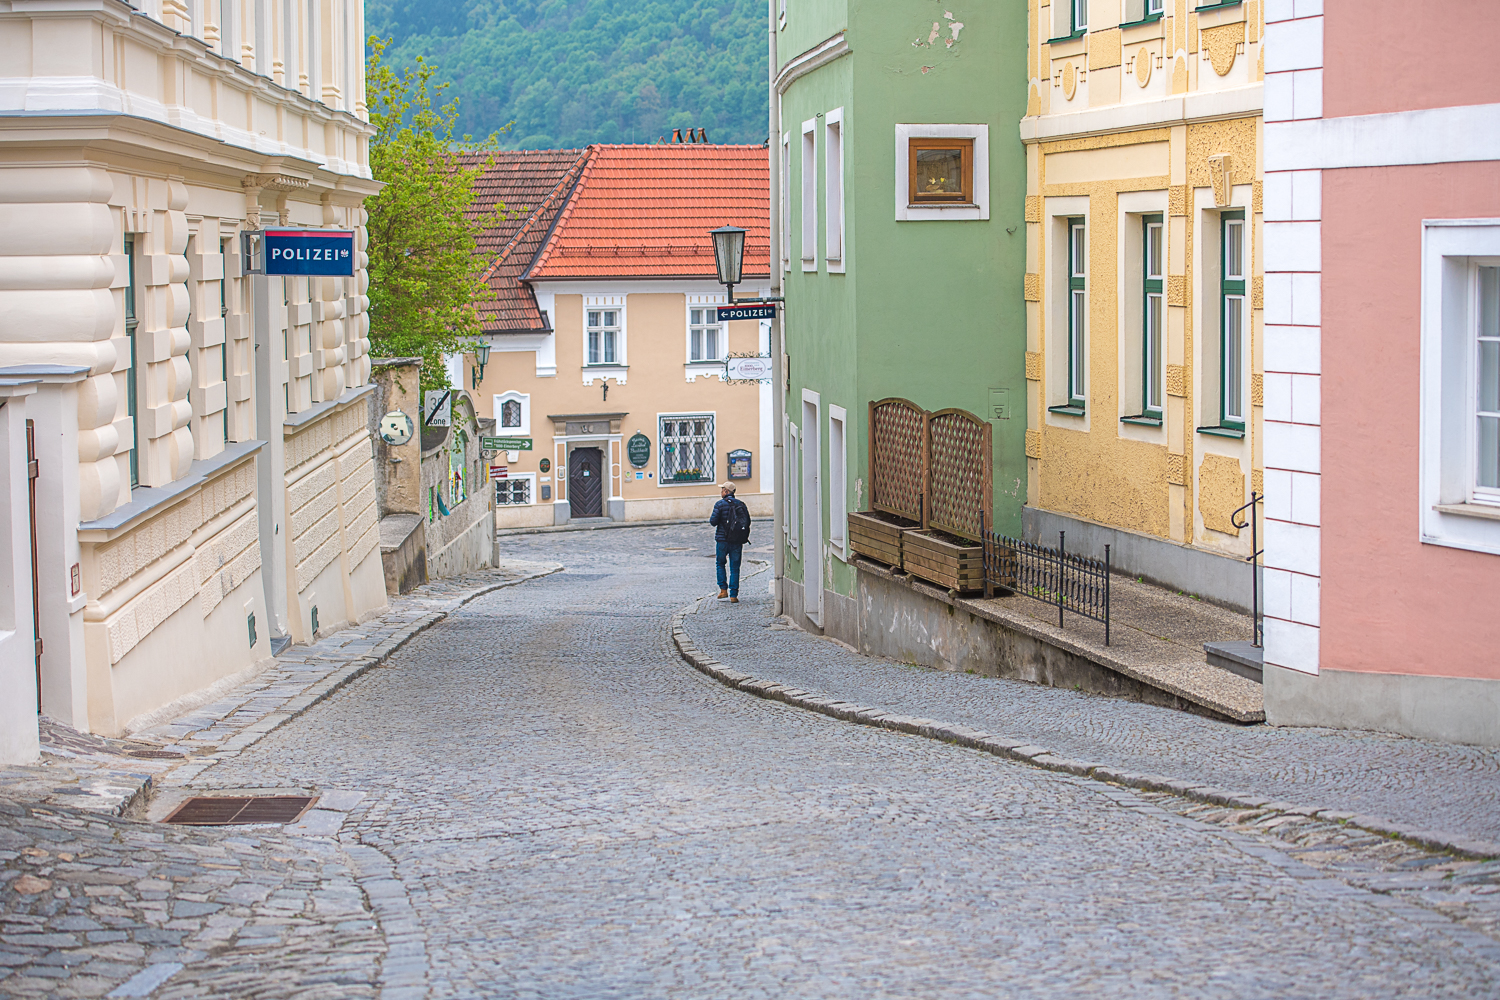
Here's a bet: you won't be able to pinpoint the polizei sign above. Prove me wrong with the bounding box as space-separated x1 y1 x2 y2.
260 229 356 276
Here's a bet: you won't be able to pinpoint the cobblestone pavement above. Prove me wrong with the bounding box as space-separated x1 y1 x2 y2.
684 563 1500 848
4 525 1500 998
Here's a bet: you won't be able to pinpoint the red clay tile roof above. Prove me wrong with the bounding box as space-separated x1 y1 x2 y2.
526 144 771 281
463 149 589 332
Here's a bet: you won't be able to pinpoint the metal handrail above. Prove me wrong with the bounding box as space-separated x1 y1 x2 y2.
1230 491 1264 647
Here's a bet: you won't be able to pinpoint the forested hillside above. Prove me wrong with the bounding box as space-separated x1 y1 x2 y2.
364 0 769 149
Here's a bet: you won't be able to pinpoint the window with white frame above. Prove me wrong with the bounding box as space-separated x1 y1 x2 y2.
801 121 816 266
1143 215 1165 417
1072 0 1088 32
1419 221 1500 554
781 134 792 269
825 111 844 265
829 405 848 554
496 473 535 506
587 308 620 365
660 414 715 483
1220 211 1247 430
689 307 723 362
494 391 530 435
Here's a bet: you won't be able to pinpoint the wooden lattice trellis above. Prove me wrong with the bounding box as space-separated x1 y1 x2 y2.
927 408 992 543
868 397 927 524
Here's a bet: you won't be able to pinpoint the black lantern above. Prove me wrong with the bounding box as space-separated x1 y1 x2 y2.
471 341 492 389
710 225 746 302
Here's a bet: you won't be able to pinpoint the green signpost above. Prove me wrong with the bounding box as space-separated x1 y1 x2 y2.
482 436 533 451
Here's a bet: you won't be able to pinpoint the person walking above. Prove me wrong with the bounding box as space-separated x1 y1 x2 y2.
709 481 751 602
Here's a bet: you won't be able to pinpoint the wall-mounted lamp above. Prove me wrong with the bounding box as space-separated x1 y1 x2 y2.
471 341 492 389
710 225 746 303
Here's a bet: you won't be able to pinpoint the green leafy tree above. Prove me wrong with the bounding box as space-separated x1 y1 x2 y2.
365 36 508 390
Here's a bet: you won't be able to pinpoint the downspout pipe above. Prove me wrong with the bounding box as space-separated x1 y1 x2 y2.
768 0 784 616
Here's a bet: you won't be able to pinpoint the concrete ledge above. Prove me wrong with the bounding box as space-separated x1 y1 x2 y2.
1265 663 1500 748
670 584 1500 861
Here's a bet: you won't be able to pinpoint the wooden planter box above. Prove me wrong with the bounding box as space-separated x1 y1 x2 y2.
848 510 914 568
901 528 985 592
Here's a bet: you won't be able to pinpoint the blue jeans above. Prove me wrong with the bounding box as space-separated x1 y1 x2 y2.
715 540 743 597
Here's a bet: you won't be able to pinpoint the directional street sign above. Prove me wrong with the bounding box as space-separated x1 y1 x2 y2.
482 436 533 451
716 303 776 322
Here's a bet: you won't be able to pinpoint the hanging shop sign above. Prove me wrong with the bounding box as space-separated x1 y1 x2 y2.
423 390 451 426
627 432 651 468
244 229 356 276
489 465 508 481
716 303 776 322
727 449 753 480
726 356 773 381
482 436 532 451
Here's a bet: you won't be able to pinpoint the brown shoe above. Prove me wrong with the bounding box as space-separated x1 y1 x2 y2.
730 597 739 603
717 589 728 599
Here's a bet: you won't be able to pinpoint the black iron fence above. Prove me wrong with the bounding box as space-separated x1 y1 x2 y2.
981 529 1112 645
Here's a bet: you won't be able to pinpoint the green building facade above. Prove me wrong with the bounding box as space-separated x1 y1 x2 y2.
775 0 1029 637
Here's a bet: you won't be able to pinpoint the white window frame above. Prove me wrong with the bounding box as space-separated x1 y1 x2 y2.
1147 0 1164 16
801 119 817 269
894 124 990 222
1419 219 1500 555
587 308 621 365
493 391 530 436
828 404 848 558
781 132 792 270
824 108 845 271
688 301 725 363
582 295 627 376
1072 0 1088 33
495 472 537 507
658 412 716 487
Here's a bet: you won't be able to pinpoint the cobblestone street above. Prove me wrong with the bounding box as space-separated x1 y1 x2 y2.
4 525 1500 998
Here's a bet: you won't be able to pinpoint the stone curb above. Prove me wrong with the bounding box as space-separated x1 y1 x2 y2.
670 595 1500 862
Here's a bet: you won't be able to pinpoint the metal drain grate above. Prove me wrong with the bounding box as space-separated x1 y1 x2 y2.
127 749 186 759
164 796 316 826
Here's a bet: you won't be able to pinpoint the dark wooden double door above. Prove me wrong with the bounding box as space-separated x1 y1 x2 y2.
569 447 604 518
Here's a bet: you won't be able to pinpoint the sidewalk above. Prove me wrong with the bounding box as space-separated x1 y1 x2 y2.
677 564 1500 856
0 560 560 816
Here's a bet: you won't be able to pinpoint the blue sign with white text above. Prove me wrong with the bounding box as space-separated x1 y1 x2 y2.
263 229 355 276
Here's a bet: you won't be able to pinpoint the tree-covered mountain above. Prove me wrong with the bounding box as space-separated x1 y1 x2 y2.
364 0 769 150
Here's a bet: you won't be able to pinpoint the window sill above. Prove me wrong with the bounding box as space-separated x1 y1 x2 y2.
1196 425 1245 439
1120 12 1165 29
1120 414 1163 427
906 202 977 210
584 363 628 369
1048 404 1086 417
79 439 266 538
1194 0 1241 10
1047 29 1087 44
659 478 715 488
1434 502 1500 523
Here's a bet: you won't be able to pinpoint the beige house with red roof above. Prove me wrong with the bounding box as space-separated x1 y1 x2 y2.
463 144 773 528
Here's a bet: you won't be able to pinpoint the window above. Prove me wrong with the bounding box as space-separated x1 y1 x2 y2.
496 474 534 506
781 134 791 269
1143 215 1165 417
494 391 530 435
219 0 234 57
124 234 140 487
825 111 844 264
829 405 847 555
587 309 619 365
785 421 799 553
659 415 714 483
690 308 722 362
1220 211 1247 430
1072 0 1088 32
1473 264 1500 505
1050 219 1088 413
1148 0 1163 15
908 138 974 206
801 121 816 266
220 238 230 441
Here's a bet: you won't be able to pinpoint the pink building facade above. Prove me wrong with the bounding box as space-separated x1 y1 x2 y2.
1262 0 1500 745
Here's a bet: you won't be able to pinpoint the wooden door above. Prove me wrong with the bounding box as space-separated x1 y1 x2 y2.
569 447 604 518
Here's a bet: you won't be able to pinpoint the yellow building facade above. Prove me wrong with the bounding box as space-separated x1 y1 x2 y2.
1023 0 1264 606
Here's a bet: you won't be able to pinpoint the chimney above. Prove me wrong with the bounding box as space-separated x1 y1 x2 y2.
671 128 683 143
698 128 708 143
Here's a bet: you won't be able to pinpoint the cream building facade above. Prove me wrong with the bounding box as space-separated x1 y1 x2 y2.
1023 0 1264 608
0 0 384 738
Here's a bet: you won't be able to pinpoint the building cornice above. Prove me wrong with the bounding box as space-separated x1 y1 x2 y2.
1266 102 1500 172
1020 85 1262 144
775 32 850 95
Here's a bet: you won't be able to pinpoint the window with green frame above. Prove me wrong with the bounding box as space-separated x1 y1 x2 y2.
1072 0 1088 32
1219 211 1247 431
1143 215 1165 417
124 234 139 487
1067 218 1087 409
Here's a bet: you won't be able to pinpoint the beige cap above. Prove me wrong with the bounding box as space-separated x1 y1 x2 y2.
719 482 737 493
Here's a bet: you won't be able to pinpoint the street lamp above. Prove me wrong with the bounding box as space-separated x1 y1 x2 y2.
471 340 491 389
710 225 746 303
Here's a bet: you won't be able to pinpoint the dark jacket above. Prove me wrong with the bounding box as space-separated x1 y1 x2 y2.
709 496 746 544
